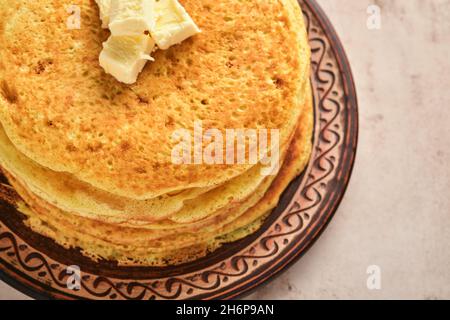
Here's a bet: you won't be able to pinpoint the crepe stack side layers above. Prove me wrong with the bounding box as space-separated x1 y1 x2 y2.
4 88 313 266
0 0 313 266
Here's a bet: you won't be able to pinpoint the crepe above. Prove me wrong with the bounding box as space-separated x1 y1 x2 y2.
0 0 310 200
0 0 312 266
6 88 313 266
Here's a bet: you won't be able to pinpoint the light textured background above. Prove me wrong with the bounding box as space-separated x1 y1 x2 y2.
1 0 449 300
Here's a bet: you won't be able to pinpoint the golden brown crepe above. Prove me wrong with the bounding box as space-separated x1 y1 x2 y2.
0 0 312 266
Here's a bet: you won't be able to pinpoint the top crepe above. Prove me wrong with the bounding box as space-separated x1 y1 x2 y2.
0 0 310 200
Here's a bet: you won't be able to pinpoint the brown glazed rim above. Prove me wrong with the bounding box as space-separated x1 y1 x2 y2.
0 0 358 300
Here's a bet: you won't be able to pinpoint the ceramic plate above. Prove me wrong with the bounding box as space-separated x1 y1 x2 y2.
0 0 358 300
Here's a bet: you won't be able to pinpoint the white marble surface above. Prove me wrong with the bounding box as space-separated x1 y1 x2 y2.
1 0 449 300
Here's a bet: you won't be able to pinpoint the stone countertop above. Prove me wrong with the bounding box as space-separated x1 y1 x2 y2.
1 0 449 300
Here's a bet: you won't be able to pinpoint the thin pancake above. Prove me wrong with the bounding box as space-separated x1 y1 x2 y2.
5 86 313 266
0 0 310 199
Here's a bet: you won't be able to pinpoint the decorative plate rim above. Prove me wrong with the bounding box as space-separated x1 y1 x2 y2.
0 0 358 300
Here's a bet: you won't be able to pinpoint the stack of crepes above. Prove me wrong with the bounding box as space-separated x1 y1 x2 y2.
0 0 312 266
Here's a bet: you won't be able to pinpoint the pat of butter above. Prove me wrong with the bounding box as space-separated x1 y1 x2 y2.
99 35 155 84
151 0 201 50
95 0 111 28
109 0 155 36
